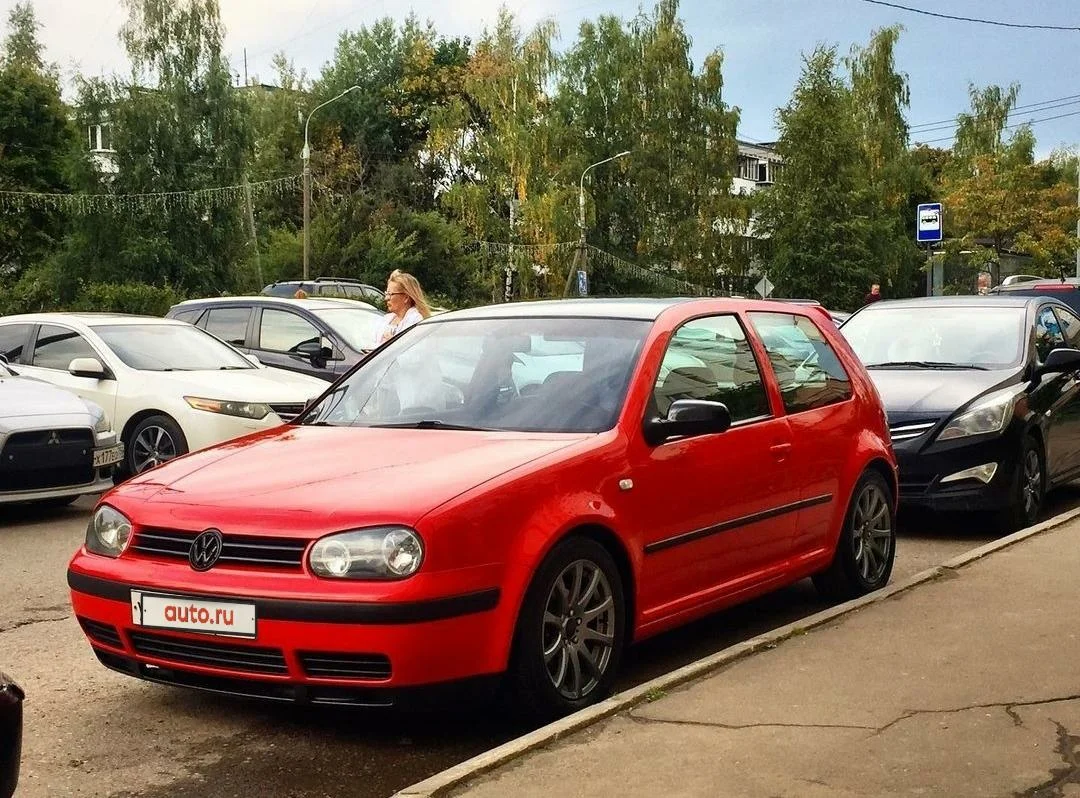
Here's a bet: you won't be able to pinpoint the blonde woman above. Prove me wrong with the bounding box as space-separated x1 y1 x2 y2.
375 269 432 345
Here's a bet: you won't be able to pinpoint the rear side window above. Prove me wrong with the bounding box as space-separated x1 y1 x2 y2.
203 307 251 347
0 323 32 363
170 308 202 324
748 312 852 414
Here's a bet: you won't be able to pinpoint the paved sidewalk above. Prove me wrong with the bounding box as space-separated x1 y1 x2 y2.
445 520 1080 798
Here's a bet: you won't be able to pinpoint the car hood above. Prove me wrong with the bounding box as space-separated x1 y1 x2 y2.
118 425 590 528
141 366 326 401
0 374 95 420
867 368 1018 418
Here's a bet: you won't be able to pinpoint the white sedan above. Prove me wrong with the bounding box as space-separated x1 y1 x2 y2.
0 313 328 477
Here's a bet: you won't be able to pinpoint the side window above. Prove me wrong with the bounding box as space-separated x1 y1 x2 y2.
203 307 251 346
652 315 771 423
171 308 202 324
747 312 852 414
1052 307 1080 349
1036 306 1065 362
259 309 322 353
0 323 32 363
31 324 97 370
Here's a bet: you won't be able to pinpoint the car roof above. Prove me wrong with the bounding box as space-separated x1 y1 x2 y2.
426 296 830 322
0 312 189 327
172 296 381 312
852 295 1042 310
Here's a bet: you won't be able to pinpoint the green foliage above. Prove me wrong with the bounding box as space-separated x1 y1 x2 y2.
70 282 186 315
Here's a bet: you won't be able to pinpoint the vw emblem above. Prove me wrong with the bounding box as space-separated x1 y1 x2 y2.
189 529 224 572
47 431 60 445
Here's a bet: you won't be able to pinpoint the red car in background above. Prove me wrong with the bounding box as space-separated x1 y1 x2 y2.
68 298 897 720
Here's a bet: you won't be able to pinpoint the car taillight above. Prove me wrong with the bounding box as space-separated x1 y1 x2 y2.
1033 284 1076 292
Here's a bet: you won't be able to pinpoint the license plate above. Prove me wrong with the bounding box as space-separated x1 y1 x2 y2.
93 444 124 468
130 591 257 639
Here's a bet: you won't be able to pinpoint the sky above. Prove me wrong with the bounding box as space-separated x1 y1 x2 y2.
12 0 1080 159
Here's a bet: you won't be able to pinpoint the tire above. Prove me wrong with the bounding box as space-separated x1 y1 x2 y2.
125 415 188 476
813 470 897 602
507 537 627 724
1000 434 1045 533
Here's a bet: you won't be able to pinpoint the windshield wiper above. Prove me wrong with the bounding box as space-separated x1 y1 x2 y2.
865 360 989 371
369 420 496 431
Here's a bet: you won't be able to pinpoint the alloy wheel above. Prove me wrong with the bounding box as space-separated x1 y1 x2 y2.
1023 446 1042 519
132 425 178 473
542 559 616 701
851 482 893 584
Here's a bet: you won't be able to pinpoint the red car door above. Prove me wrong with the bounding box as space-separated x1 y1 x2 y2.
625 313 801 631
746 310 855 557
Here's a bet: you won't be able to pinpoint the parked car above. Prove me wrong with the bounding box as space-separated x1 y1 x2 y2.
261 276 383 304
0 314 327 478
990 276 1080 314
68 297 897 721
0 356 123 505
166 296 385 381
840 295 1080 530
0 671 23 798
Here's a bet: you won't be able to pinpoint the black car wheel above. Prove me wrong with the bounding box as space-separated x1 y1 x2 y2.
507 537 626 723
813 470 897 601
126 415 188 476
0 672 24 798
1002 434 1045 532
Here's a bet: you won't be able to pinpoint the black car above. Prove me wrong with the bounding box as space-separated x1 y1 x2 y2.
261 276 383 304
990 277 1080 315
841 295 1080 530
0 671 23 798
165 296 385 381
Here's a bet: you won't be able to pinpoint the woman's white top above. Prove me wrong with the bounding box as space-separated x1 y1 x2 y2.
374 306 424 346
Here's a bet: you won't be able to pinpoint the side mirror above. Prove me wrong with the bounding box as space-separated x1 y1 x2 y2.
1037 347 1080 377
643 399 732 446
294 340 331 365
68 357 106 379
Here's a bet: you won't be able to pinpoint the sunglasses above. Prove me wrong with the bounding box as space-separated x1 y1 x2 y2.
384 291 405 298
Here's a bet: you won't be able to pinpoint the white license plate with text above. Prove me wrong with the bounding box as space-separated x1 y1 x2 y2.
93 445 124 468
130 591 257 638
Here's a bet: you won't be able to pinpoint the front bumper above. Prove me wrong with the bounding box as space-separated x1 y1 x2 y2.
895 432 1019 512
67 564 508 708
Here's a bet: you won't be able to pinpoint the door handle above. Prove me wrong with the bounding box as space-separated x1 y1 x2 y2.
770 442 792 460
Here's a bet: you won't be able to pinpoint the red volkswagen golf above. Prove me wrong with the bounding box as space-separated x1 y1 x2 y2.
68 298 897 720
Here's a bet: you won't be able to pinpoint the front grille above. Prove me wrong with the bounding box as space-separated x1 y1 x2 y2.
299 652 392 680
0 428 94 490
269 403 306 422
129 630 287 675
79 617 123 648
889 420 937 443
131 528 308 569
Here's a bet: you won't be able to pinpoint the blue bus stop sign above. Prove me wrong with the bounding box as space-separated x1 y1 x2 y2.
917 202 943 243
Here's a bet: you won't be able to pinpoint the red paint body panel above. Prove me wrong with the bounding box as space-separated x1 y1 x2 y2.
68 298 897 698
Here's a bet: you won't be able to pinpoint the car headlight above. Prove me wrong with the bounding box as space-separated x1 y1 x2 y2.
937 388 1022 442
93 410 110 433
184 396 270 420
85 505 133 558
309 527 424 579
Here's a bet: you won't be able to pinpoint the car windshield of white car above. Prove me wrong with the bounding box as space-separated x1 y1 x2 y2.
311 307 383 351
94 324 255 372
843 306 1027 370
302 317 651 433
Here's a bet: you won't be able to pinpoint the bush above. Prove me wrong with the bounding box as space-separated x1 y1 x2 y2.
70 282 187 317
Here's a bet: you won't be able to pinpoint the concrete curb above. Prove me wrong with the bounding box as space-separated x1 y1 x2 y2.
392 506 1080 798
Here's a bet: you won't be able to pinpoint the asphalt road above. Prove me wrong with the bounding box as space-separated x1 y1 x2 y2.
4 490 1077 798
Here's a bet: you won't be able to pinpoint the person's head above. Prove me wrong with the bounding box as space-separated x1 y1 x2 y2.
870 283 880 295
294 288 308 299
385 269 431 319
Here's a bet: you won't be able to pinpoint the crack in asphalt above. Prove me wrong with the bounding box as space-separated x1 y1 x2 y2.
1014 721 1080 798
0 612 72 634
628 693 1080 738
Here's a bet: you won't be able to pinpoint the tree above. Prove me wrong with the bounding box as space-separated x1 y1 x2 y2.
757 46 877 310
47 0 253 301
0 2 74 286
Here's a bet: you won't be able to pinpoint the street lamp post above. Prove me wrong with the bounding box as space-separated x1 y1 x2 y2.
565 150 631 297
302 85 361 280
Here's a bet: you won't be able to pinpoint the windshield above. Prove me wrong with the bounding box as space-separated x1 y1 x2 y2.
311 306 384 352
94 324 255 371
842 306 1027 369
301 317 651 433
